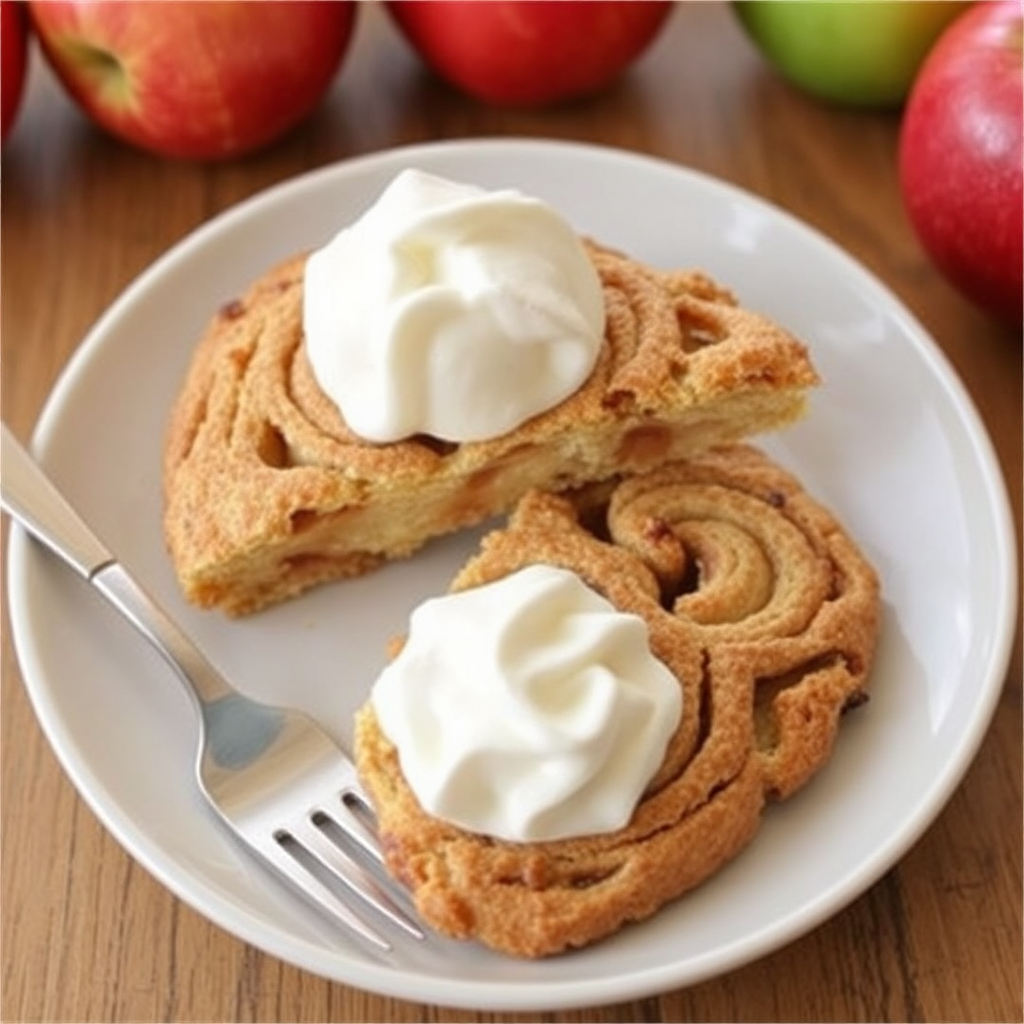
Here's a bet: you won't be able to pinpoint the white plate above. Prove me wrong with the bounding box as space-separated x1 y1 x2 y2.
7 140 1018 1012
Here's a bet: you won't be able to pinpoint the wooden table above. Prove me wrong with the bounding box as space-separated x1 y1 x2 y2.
3 4 1021 1021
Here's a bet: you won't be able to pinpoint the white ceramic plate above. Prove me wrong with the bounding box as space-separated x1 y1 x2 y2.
7 140 1017 1012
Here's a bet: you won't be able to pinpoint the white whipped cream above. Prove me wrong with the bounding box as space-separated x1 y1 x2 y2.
302 168 605 443
370 564 682 843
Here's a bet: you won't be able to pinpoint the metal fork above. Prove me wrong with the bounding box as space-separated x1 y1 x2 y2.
0 423 423 951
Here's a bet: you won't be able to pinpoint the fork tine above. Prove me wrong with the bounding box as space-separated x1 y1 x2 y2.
336 787 387 867
255 834 395 951
289 815 424 940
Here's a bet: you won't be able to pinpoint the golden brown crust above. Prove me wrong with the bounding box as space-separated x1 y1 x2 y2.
355 444 880 958
163 242 819 615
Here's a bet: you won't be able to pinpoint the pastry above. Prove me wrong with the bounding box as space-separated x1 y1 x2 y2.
163 241 818 615
355 444 881 958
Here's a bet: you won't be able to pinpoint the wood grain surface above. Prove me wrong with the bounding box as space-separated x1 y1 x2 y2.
2 4 1021 1022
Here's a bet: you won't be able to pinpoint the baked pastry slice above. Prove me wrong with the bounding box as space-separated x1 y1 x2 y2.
164 241 818 615
355 444 881 958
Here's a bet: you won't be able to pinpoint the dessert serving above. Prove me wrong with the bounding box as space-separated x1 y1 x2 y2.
162 169 819 615
160 166 881 959
355 444 881 958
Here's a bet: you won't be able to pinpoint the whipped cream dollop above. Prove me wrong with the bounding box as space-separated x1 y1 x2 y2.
302 168 605 443
370 564 682 843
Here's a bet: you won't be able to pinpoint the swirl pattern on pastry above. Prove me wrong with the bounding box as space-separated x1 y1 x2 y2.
355 444 880 958
164 242 818 615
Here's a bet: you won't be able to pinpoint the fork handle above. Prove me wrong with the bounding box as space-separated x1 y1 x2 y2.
1 423 113 578
1 423 233 706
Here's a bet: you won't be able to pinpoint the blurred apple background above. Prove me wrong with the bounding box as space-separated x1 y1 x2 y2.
2 0 1020 326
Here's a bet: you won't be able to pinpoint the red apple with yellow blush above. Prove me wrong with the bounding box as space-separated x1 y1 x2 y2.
28 0 357 160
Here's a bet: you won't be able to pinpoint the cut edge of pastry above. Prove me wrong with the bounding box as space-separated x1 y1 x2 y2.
163 243 819 615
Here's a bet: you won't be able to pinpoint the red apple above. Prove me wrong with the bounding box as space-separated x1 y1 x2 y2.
27 0 357 161
2 0 30 142
386 0 673 107
899 1 1023 327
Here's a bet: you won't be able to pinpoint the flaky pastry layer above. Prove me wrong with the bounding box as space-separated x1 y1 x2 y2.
163 242 818 615
355 445 880 958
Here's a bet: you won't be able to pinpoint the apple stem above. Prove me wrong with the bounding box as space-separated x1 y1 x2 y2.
61 39 132 104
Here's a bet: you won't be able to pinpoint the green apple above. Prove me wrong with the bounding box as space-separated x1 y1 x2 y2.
733 0 972 107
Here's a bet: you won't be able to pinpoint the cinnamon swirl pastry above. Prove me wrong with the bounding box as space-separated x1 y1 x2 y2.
355 444 880 958
163 242 818 615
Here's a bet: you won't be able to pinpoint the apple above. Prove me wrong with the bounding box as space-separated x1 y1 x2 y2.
899 1 1023 327
2 0 30 142
385 0 673 107
27 0 357 160
733 1 971 107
